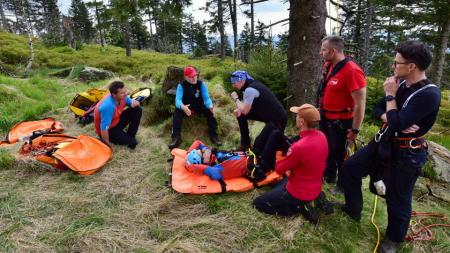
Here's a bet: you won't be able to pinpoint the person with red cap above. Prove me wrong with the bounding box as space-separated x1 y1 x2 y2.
253 104 332 223
168 66 221 149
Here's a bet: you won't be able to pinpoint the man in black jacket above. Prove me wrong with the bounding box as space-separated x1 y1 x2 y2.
230 70 287 155
341 41 441 253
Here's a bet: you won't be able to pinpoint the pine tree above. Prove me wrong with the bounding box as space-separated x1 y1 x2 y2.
255 20 268 47
70 0 93 46
238 22 252 62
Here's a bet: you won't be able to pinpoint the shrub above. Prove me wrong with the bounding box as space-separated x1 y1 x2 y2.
141 87 173 126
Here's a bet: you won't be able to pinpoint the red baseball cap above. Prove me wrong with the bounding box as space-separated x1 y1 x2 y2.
184 66 197 77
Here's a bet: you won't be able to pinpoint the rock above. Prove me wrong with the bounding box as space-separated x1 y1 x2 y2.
162 66 184 95
78 67 114 82
428 141 450 183
48 67 73 78
122 75 136 82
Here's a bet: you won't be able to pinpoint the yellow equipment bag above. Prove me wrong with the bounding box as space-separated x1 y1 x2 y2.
69 88 107 117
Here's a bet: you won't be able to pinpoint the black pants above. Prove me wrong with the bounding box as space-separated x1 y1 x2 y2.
237 111 287 146
109 106 142 146
341 145 427 242
171 107 218 138
319 118 352 187
252 123 290 171
253 178 309 216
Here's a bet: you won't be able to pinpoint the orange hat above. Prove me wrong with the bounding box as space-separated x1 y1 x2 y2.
184 66 197 77
289 104 320 123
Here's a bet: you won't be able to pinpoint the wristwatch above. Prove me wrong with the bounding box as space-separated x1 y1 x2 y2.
385 95 396 102
351 128 360 134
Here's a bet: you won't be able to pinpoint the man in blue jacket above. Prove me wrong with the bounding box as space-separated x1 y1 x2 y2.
168 66 222 149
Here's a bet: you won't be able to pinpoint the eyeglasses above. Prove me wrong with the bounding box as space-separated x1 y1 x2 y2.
392 61 411 67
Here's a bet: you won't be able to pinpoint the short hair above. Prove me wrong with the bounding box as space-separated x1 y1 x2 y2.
322 36 344 52
395 40 432 71
306 120 320 129
108 81 125 94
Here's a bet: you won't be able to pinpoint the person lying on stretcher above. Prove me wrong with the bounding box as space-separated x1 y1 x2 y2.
185 140 248 180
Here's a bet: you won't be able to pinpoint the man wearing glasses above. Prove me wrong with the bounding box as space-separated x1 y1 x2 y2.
341 41 441 253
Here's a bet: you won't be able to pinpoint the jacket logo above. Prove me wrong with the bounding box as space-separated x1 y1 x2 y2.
330 79 339 85
195 90 200 98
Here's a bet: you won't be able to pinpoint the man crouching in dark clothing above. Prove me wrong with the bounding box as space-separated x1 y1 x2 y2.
341 41 441 253
253 104 331 223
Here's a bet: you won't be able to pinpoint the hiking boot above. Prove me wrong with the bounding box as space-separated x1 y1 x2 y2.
168 136 181 149
128 137 138 150
341 205 361 222
302 203 319 224
379 237 400 253
250 164 266 182
315 192 334 215
210 136 222 146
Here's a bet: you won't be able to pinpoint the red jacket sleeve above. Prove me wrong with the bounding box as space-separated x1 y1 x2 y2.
346 67 366 93
275 144 302 175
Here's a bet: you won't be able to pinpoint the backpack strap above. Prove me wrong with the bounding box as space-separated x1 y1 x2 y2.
316 58 351 108
402 83 438 109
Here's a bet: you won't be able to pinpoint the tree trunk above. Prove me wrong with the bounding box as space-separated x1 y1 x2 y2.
218 0 225 59
287 0 327 107
352 0 363 62
0 1 9 31
94 0 104 47
227 0 238 60
386 16 392 49
430 18 450 85
147 5 153 50
251 0 254 46
361 0 373 73
123 19 131 57
22 0 34 75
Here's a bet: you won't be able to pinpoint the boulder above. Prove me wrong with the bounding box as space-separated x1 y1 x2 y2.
78 67 114 82
48 67 73 78
162 66 184 95
428 141 450 183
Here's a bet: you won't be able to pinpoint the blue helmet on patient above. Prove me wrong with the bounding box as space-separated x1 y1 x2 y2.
186 149 202 166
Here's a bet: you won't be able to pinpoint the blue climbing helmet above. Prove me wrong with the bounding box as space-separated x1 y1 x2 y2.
186 149 202 166
230 70 254 84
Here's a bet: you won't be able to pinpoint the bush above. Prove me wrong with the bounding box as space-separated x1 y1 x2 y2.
141 87 173 126
365 77 384 123
247 46 288 102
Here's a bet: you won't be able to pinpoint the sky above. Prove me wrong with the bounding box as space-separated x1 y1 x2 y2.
57 0 290 36
57 0 339 37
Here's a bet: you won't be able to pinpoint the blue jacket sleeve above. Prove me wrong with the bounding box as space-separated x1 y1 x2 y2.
201 82 213 109
386 89 441 132
99 104 114 131
175 84 183 109
125 96 132 106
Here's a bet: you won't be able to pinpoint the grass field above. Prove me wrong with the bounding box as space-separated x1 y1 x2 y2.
1 32 450 252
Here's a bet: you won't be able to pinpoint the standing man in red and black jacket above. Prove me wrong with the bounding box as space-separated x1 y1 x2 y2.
317 36 367 193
